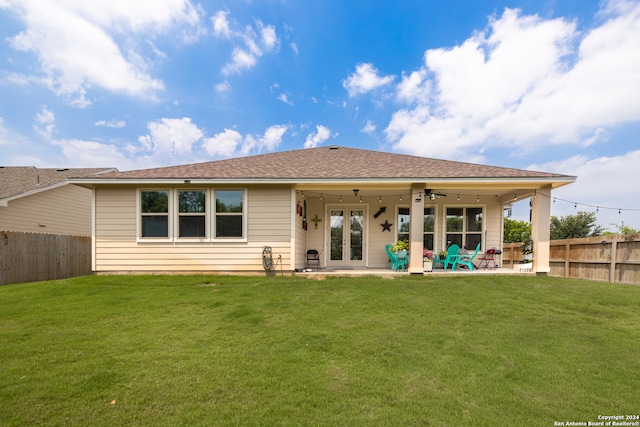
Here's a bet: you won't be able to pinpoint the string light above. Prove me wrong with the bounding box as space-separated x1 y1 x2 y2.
291 190 640 215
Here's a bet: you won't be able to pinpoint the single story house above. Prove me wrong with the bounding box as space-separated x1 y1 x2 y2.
69 146 575 275
1 166 116 235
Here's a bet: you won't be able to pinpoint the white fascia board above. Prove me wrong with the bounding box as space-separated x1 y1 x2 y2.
67 176 576 187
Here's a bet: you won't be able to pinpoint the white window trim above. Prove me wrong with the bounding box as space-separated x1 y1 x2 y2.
137 189 173 243
174 189 210 243
212 188 248 243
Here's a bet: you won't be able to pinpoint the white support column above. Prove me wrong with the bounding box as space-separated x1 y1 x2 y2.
409 183 425 274
531 186 551 275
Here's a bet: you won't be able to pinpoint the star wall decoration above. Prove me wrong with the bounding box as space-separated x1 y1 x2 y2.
381 220 392 232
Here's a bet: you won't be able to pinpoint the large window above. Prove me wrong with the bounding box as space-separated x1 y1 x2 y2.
446 207 483 250
397 206 435 250
215 190 244 238
178 190 206 238
138 189 245 241
140 190 169 238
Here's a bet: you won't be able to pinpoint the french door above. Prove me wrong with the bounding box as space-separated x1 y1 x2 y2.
326 206 367 268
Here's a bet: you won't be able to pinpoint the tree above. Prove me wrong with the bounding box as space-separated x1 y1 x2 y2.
550 212 604 240
603 224 640 241
503 217 531 243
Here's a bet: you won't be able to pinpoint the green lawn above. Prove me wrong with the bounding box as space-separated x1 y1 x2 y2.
1 275 638 426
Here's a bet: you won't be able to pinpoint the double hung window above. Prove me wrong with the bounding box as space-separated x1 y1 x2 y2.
445 207 483 250
140 190 169 238
178 190 206 238
396 206 435 250
215 190 244 238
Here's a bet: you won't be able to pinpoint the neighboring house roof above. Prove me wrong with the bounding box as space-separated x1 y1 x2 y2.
75 146 574 185
0 166 117 204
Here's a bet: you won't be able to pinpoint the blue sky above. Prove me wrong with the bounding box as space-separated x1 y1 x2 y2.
1 0 640 229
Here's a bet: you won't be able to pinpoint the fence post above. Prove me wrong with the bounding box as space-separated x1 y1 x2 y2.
609 241 617 284
565 241 570 278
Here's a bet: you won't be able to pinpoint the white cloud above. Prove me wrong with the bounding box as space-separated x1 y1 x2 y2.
278 93 293 105
203 125 288 157
95 119 126 128
384 2 640 161
138 117 203 159
361 120 377 135
212 10 231 38
290 42 299 55
33 105 57 139
214 11 280 75
202 128 243 157
343 63 395 97
1 0 204 105
258 124 288 151
259 22 278 51
222 47 257 75
396 69 430 104
215 80 232 94
304 125 332 148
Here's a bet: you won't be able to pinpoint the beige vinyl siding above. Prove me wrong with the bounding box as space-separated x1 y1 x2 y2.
0 184 92 235
483 200 504 253
94 185 293 273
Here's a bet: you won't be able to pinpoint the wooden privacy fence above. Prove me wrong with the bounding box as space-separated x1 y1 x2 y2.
0 231 91 285
503 237 640 285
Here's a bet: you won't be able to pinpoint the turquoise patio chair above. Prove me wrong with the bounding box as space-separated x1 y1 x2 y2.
451 243 481 270
385 244 408 271
443 244 460 270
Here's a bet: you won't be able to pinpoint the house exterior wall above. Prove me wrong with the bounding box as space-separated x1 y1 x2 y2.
0 184 92 235
93 184 293 273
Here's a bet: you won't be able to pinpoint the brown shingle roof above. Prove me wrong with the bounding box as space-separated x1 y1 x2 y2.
94 146 572 181
0 167 116 200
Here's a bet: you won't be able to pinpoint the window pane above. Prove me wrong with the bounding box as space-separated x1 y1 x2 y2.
179 191 205 213
446 234 463 248
424 207 434 232
216 191 243 213
350 210 363 261
216 216 242 238
141 191 168 213
466 234 482 251
446 208 463 232
467 207 483 232
330 210 344 261
179 216 205 238
423 234 434 251
142 216 168 237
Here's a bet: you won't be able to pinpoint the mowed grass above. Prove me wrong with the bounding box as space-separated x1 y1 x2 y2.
1 275 639 426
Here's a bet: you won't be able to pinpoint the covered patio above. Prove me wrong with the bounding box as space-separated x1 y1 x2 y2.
295 178 569 276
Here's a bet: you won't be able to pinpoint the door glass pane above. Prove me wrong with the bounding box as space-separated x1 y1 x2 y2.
350 210 363 261
397 207 410 242
330 210 344 261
